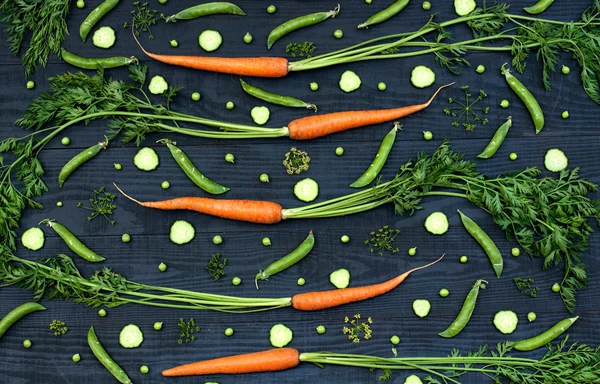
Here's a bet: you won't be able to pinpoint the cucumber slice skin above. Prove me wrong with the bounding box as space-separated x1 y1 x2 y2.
169 220 196 245
411 65 436 88
133 147 160 171
198 30 223 52
148 76 169 95
339 70 362 92
412 299 431 318
92 26 116 49
329 268 351 289
21 227 45 251
270 324 293 348
250 106 271 125
424 212 449 235
493 310 519 334
544 148 568 172
294 178 319 202
119 324 144 348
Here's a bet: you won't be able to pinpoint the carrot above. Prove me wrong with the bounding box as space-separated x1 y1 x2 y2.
113 183 283 224
291 254 444 311
162 348 300 377
133 30 288 77
287 83 454 140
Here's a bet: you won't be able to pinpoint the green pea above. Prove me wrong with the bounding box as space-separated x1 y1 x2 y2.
509 152 518 161
310 82 319 91
224 327 234 336
23 339 32 348
61 137 71 146
511 247 521 257
262 237 271 246
552 283 561 292
121 233 131 243
158 262 168 272
114 163 122 170
213 235 223 245
408 247 417 256
341 235 350 243
170 40 178 47
243 32 253 44
334 29 343 39
26 81 35 89
390 335 400 345
225 153 235 163
225 101 234 110
423 131 433 140
527 312 537 322
72 353 81 362
316 325 326 334
260 173 270 183
439 288 450 297
476 65 486 74
153 322 163 331
267 5 276 13
297 277 306 286
562 111 569 119
561 65 570 75
335 147 344 156
232 277 241 286
56 201 63 207
98 309 107 317
191 92 201 101
378 82 387 91
422 1 431 10
161 181 170 189
158 0 167 3
365 0 372 3
140 365 149 374
76 0 85 8
460 255 468 263
500 99 510 108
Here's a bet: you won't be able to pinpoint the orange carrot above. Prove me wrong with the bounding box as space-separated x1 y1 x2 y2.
287 83 454 140
133 31 288 77
291 254 445 311
113 183 283 224
162 348 300 377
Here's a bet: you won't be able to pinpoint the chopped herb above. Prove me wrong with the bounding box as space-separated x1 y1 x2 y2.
49 319 68 336
380 47 399 55
343 314 373 343
377 368 393 381
443 85 489 131
513 277 540 298
364 225 400 256
77 187 117 224
285 42 317 58
124 1 159 39
205 253 227 280
177 318 200 344
283 147 311 175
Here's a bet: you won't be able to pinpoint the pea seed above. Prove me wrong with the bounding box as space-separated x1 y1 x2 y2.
72 353 81 362
341 235 350 243
422 1 431 10
460 255 468 263
527 312 537 322
225 101 234 110
316 325 326 334
390 335 400 345
509 152 518 161
23 339 32 348
153 322 163 331
408 247 417 256
140 365 149 374
161 181 170 189
335 147 344 156
562 111 569 119
476 65 485 74
26 81 35 89
114 163 122 170
511 247 521 257
191 92 201 101
225 327 234 336
158 262 168 272
262 237 271 246
334 29 343 39
365 0 372 3
378 82 387 91
423 131 433 140
76 0 85 8
439 288 450 297
61 137 71 146
213 235 223 245
310 82 319 91
121 233 131 243
552 283 561 292
232 277 242 286
500 99 510 108
225 153 235 163
561 65 570 75
170 40 178 47
56 201 63 207
267 5 276 13
260 173 270 183
297 277 306 286
98 309 107 317
243 32 253 44
158 0 167 3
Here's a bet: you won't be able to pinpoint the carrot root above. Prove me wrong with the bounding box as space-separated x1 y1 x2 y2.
291 254 445 311
162 348 300 377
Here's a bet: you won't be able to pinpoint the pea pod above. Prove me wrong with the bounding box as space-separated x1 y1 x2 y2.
501 63 544 134
0 302 46 340
88 326 132 384
255 231 315 289
524 0 554 15
61 48 137 70
477 116 512 159
512 316 578 351
350 122 400 188
358 0 410 29
267 5 341 49
439 279 487 338
158 139 229 195
40 219 105 262
164 2 246 23
240 79 317 111
458 210 503 278
80 0 120 42
58 137 108 188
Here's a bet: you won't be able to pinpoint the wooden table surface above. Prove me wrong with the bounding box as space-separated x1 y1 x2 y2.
1 1 599 383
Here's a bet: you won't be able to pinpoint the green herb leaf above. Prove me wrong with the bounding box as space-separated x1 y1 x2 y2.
205 253 227 280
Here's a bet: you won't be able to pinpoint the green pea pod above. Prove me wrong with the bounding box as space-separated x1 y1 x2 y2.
501 63 544 134
58 138 108 188
267 5 341 49
524 0 554 14
80 0 120 42
255 231 315 289
61 48 137 70
240 79 317 111
350 123 400 188
512 316 578 351
88 326 132 384
438 279 487 338
358 0 410 29
40 219 105 262
0 302 46 340
458 210 503 278
477 116 512 159
164 2 246 22
158 139 229 195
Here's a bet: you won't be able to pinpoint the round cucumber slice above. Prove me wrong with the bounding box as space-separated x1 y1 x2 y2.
21 227 45 251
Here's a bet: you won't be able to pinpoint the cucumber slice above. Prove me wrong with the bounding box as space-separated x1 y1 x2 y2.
410 65 436 88
493 310 519 334
424 212 449 235
404 375 424 384
169 220 195 245
544 148 568 172
198 30 223 52
148 75 169 95
269 324 293 348
329 268 350 289
119 324 144 348
133 147 159 171
21 227 45 251
339 70 361 93
454 0 477 16
92 26 116 49
294 178 319 202
412 299 431 318
250 106 270 125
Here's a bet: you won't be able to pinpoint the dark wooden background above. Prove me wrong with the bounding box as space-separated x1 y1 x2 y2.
1 1 599 383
